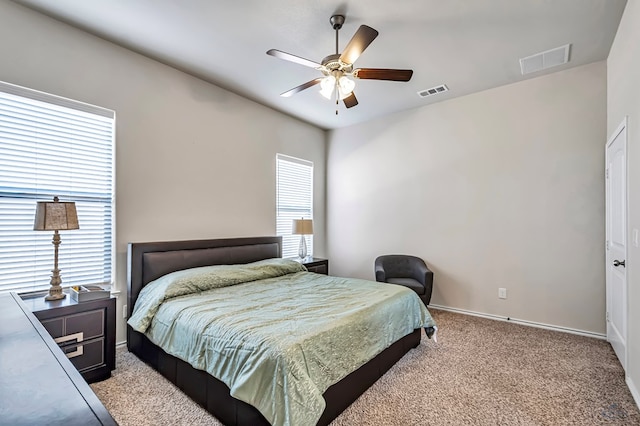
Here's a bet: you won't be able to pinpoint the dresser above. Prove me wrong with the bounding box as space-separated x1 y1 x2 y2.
0 292 116 425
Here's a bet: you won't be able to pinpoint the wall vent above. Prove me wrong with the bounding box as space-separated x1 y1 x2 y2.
418 84 449 98
520 44 571 75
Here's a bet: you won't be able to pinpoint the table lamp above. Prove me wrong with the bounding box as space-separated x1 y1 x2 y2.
33 196 79 301
292 218 313 259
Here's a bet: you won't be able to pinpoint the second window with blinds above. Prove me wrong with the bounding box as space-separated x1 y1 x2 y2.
276 154 313 258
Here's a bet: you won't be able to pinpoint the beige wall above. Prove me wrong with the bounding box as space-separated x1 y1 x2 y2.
327 61 607 334
608 1 640 406
0 1 326 343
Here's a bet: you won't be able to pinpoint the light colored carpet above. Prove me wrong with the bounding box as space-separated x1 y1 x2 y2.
91 310 640 425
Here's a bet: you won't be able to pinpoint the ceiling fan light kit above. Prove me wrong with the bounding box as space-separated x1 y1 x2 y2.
267 14 413 113
319 73 356 100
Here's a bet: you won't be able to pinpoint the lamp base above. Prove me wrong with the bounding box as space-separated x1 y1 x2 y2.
44 266 66 301
45 291 67 301
298 234 308 259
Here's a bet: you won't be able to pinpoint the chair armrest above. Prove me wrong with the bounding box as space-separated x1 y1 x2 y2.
413 261 434 289
374 262 386 282
423 270 434 298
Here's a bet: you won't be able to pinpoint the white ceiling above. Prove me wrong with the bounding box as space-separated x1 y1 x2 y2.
13 0 627 130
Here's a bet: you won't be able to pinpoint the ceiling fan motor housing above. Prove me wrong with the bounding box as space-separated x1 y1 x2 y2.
321 53 353 75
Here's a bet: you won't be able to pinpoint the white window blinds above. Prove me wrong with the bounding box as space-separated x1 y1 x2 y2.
0 81 115 294
276 154 313 258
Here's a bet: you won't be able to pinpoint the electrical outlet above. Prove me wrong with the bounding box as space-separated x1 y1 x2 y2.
123 305 127 319
498 288 507 299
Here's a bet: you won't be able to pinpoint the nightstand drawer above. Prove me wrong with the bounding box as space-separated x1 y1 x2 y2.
66 309 104 340
299 257 329 275
40 317 64 338
306 264 328 274
40 309 104 340
65 338 105 372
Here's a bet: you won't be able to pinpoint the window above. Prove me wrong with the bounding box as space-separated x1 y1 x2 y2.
276 154 313 258
0 81 115 294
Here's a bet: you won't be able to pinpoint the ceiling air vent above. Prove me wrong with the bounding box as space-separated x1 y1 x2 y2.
418 84 449 98
520 44 571 75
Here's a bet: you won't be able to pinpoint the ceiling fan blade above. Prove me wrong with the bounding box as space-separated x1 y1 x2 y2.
339 25 379 65
343 92 358 108
267 49 322 69
354 68 413 82
280 78 323 97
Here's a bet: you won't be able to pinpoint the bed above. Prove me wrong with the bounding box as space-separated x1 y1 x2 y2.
127 236 435 426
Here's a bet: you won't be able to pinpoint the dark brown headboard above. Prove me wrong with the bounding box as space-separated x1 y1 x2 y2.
126 236 281 345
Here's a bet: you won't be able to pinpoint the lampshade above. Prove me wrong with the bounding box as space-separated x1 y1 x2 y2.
338 76 355 97
319 75 336 99
34 197 79 231
292 219 313 235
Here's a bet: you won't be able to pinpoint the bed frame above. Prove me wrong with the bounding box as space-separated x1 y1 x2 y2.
127 236 421 426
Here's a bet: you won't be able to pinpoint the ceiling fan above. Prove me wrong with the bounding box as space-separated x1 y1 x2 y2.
267 15 413 113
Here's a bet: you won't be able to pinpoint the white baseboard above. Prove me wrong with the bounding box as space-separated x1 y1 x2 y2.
116 340 127 348
628 375 640 410
429 304 606 340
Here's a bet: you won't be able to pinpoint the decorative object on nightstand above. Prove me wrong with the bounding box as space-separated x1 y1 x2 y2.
292 218 313 259
33 196 79 301
70 284 111 302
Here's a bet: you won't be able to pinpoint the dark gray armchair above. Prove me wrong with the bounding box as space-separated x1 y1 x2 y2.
375 255 433 306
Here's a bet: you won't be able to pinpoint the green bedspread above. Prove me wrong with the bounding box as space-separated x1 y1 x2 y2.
128 258 436 426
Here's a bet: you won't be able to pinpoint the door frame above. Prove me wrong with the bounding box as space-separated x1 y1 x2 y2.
605 116 628 371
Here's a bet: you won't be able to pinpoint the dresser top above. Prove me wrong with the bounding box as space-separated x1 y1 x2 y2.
0 293 116 425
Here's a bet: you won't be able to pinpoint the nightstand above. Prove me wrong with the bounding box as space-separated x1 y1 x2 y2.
296 257 329 275
20 293 116 383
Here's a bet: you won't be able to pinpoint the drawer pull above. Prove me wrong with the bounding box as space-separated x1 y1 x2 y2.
54 332 84 359
64 345 84 359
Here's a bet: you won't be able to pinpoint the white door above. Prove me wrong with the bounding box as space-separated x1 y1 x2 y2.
605 118 627 371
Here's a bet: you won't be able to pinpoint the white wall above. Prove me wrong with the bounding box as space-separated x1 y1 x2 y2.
0 1 326 343
608 1 640 407
327 61 607 334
